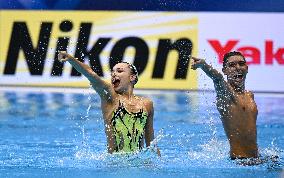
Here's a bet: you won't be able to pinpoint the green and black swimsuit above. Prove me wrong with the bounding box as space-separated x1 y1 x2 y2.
111 101 148 153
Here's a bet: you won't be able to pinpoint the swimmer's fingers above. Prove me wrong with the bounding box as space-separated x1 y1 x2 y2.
58 51 73 62
190 56 197 70
58 51 68 62
191 56 200 62
191 56 204 70
191 61 198 70
191 64 197 70
191 56 205 63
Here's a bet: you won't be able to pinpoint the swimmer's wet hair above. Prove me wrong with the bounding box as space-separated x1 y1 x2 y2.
223 51 246 68
122 62 138 85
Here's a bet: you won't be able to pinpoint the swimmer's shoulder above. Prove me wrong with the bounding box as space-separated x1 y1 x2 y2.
134 95 153 113
245 90 255 99
134 95 153 104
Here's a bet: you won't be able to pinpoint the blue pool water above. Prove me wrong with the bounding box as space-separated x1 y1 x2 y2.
0 88 283 178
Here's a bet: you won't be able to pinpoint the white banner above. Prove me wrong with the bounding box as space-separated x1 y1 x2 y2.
198 13 284 92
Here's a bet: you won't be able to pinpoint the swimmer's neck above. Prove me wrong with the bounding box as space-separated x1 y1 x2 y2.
116 87 134 97
117 90 135 100
229 82 246 93
234 88 245 94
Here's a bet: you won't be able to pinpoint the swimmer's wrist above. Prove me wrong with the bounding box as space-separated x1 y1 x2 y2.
200 61 207 69
67 56 77 62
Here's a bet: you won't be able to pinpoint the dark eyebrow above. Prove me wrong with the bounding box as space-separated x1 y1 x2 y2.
228 60 246 63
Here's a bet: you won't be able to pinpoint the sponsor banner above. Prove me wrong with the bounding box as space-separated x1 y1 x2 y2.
0 10 198 90
1 11 284 91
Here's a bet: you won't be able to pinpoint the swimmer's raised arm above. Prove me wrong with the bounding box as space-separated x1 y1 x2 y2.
191 56 233 98
191 57 223 81
58 51 115 102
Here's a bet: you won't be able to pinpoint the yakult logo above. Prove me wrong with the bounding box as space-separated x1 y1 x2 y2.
208 40 284 65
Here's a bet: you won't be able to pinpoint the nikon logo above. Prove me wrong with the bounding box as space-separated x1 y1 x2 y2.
4 20 193 79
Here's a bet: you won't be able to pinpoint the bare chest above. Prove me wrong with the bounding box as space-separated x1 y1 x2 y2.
234 94 257 113
217 93 258 116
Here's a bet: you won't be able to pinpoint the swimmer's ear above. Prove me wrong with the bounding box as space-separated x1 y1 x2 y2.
130 74 136 84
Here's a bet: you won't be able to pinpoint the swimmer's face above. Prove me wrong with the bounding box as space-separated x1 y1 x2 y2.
111 63 136 93
223 55 248 89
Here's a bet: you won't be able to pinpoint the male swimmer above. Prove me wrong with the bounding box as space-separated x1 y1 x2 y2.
191 51 258 160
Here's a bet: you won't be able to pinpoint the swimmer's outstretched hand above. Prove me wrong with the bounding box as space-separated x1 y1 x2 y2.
58 51 76 62
191 56 206 70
